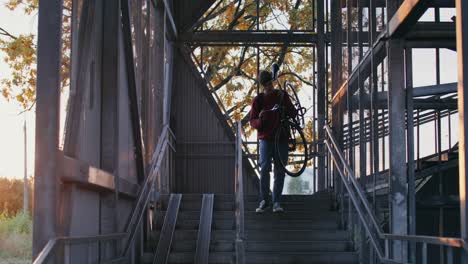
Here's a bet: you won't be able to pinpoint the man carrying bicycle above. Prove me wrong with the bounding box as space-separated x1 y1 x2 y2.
250 70 297 213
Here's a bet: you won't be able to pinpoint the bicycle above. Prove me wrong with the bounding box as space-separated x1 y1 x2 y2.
269 63 309 177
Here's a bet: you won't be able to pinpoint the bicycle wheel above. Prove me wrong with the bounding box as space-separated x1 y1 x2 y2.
275 121 308 177
284 82 307 129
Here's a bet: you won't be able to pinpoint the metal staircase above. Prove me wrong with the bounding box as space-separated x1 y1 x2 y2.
142 193 357 264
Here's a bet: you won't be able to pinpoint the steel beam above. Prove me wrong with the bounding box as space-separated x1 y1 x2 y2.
101 0 119 175
388 0 433 38
387 1 408 261
332 36 387 107
406 22 456 42
349 95 458 110
317 0 326 191
331 0 343 207
121 0 146 183
456 0 468 261
33 0 63 258
342 0 454 8
179 31 318 44
333 22 456 107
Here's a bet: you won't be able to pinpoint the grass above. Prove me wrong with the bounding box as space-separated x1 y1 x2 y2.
0 212 31 264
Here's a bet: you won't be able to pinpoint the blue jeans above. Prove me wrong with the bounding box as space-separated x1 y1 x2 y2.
259 140 288 204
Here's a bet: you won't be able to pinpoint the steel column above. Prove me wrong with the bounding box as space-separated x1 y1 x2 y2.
33 0 63 258
387 1 408 261
456 0 468 261
331 0 343 160
316 0 326 191
121 0 146 184
101 0 120 226
405 47 416 263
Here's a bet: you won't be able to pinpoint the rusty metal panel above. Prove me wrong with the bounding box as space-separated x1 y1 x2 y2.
117 23 138 185
74 0 103 168
171 49 257 194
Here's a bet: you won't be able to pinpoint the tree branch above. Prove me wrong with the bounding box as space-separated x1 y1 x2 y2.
278 72 314 87
0 27 18 40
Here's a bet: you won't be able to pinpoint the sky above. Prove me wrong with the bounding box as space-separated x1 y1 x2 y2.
0 2 37 179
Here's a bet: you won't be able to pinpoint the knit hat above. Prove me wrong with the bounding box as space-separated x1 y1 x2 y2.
259 70 273 86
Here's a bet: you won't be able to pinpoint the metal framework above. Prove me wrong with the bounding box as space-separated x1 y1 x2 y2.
31 0 468 263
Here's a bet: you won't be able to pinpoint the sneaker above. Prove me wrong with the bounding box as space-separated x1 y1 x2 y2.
272 202 284 213
255 200 269 213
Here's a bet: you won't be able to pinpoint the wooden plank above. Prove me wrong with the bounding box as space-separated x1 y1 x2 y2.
194 194 214 264
61 154 139 198
153 194 182 264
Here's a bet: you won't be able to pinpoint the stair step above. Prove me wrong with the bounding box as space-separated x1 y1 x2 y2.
156 218 339 230
146 240 235 252
146 240 352 253
245 252 359 264
158 193 333 204
156 210 338 221
152 230 349 242
159 200 335 211
245 230 350 241
244 241 352 252
153 230 235 241
145 238 235 253
141 252 234 264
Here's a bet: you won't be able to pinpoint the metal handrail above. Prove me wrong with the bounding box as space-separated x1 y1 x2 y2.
324 123 466 263
121 124 175 256
33 125 175 263
33 233 126 264
235 121 245 264
324 124 382 233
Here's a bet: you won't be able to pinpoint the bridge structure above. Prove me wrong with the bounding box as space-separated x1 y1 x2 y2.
31 0 468 263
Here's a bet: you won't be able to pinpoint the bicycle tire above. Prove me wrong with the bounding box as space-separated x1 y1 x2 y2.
274 121 308 177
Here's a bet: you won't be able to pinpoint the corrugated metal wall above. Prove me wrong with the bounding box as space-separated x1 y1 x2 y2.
171 48 258 194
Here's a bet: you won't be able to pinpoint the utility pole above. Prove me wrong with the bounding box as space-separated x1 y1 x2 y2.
23 117 28 214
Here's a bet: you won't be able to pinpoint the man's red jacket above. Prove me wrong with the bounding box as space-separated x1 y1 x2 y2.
249 89 297 141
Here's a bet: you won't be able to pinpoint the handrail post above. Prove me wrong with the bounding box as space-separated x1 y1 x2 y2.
235 121 245 264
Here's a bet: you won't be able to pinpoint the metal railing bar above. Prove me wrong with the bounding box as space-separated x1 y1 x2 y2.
326 140 385 260
422 243 428 264
33 233 127 264
325 123 468 263
122 139 170 256
447 246 453 264
325 124 382 233
153 193 182 264
123 127 169 234
33 239 58 264
381 234 464 248
194 194 214 264
235 122 245 264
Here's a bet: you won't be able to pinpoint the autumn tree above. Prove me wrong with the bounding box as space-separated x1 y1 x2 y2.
191 0 317 148
0 0 72 111
0 177 33 217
